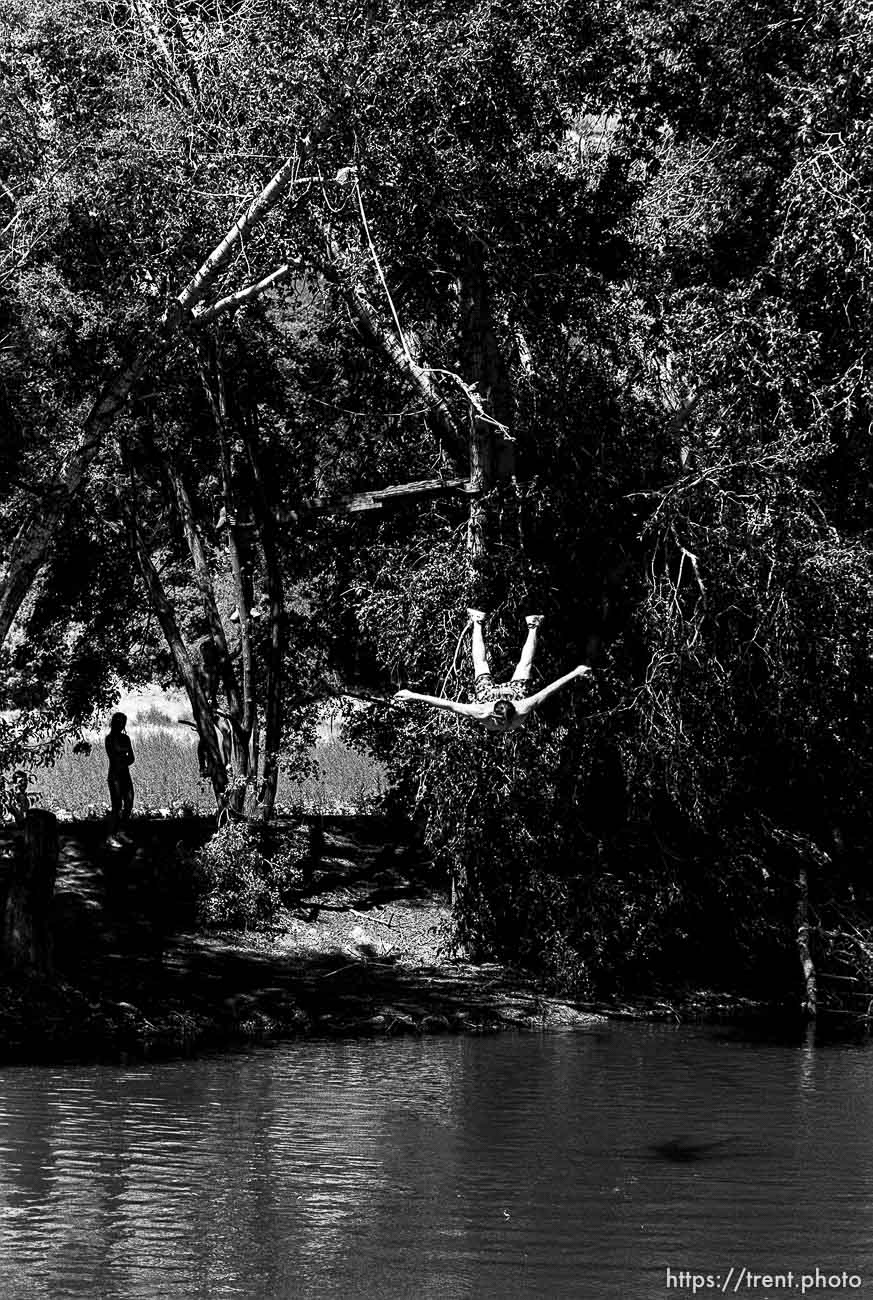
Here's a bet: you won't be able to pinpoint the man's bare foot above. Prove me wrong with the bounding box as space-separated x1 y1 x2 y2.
466 608 486 623
525 614 544 627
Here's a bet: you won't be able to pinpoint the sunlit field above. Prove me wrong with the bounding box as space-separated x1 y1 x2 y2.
31 723 387 819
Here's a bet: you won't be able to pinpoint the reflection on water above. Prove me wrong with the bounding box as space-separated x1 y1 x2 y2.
2 1025 873 1298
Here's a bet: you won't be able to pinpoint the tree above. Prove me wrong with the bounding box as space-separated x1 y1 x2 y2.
1 0 872 1008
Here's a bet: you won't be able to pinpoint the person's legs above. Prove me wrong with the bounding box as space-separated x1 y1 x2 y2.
467 608 490 678
511 614 544 683
108 777 123 835
121 779 134 824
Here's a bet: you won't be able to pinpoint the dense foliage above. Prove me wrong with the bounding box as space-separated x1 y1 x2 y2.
2 0 872 1000
190 822 304 932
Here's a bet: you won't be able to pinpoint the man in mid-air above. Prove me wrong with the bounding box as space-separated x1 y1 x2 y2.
393 609 591 733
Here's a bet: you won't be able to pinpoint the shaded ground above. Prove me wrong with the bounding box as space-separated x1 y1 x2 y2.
0 816 601 1063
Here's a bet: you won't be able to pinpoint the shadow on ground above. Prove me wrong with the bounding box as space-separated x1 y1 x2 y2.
1 815 598 1062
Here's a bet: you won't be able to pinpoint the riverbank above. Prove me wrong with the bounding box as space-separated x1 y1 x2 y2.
2 814 810 1064
1 815 614 1064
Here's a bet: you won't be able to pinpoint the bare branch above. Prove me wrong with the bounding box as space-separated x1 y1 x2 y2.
174 151 304 316
193 260 300 322
345 288 466 465
130 0 195 110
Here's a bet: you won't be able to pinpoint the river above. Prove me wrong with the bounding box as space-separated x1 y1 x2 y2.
1 1024 871 1298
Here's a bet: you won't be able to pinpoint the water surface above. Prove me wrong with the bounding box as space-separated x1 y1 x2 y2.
1 1025 871 1298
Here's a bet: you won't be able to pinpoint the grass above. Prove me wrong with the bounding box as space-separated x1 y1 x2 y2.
30 725 387 818
287 737 386 813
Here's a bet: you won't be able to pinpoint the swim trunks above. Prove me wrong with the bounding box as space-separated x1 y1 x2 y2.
473 674 529 704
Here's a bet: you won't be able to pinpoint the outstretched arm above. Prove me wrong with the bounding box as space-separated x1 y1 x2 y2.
522 666 591 712
393 689 483 718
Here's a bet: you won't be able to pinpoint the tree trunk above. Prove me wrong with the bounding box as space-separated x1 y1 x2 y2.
0 143 315 653
797 861 817 1019
3 810 58 973
257 564 284 821
122 495 229 800
466 439 491 594
165 461 244 722
219 486 255 750
196 340 256 813
0 352 151 646
243 410 286 821
461 261 516 603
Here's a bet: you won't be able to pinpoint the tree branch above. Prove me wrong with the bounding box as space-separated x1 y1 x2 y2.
345 288 466 465
193 260 300 323
119 476 227 798
174 154 305 317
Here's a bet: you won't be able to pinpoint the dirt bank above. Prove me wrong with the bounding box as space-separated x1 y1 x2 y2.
0 815 605 1064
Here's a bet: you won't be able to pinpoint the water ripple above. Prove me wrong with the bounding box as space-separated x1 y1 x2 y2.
0 1030 872 1297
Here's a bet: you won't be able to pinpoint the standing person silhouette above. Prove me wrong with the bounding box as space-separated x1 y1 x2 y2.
105 712 135 846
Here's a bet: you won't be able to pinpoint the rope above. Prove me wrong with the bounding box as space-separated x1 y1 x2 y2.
439 617 472 700
354 180 511 438
354 178 416 371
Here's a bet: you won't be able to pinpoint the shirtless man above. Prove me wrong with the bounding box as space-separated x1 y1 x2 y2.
393 610 591 733
105 712 135 845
